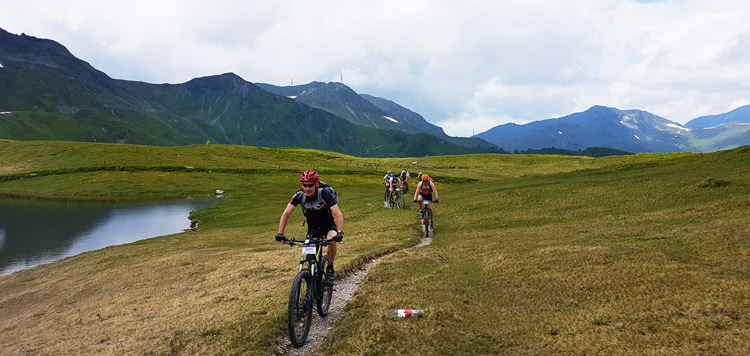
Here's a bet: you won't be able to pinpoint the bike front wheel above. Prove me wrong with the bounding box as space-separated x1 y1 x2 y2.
422 212 431 238
316 256 333 317
288 270 313 347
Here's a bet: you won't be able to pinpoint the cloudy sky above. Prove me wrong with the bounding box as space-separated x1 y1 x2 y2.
2 0 749 137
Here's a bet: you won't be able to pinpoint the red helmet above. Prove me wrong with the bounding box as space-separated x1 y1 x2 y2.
421 174 430 181
300 170 319 182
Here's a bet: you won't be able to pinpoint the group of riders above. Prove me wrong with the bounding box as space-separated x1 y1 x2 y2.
275 169 440 285
381 169 439 227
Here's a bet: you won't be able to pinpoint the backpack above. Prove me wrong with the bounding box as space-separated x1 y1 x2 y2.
419 181 433 194
300 181 336 208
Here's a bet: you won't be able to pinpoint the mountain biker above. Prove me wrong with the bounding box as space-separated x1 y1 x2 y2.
413 174 439 229
276 170 344 285
381 170 393 206
385 173 400 207
400 169 410 195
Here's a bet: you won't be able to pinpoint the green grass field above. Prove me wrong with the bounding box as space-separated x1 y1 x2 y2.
0 139 748 355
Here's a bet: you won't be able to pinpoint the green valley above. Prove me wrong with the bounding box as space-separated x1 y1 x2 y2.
0 140 748 355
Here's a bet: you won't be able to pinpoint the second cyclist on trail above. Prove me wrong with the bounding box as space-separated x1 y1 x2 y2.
414 174 439 229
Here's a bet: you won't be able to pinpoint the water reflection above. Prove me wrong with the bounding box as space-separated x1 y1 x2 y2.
0 196 219 275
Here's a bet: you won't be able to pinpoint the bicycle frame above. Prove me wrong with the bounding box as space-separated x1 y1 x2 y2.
287 235 329 274
388 188 405 209
284 234 333 347
416 201 434 237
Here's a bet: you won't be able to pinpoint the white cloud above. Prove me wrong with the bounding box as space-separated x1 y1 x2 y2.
1 0 749 136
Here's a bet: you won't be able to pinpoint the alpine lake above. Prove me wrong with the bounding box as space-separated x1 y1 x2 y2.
0 195 221 275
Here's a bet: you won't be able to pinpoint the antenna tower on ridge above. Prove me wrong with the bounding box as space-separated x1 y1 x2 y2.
340 73 343 83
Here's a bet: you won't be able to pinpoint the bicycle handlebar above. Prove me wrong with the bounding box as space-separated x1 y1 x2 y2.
284 237 332 247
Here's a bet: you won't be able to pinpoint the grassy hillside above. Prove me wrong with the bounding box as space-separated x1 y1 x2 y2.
1 29 503 158
0 140 748 355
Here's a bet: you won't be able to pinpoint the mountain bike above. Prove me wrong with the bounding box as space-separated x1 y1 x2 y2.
415 200 437 238
282 235 334 347
388 187 405 209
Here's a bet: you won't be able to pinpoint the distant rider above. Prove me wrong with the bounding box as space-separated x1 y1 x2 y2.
385 173 401 206
276 170 344 285
400 169 411 195
382 170 393 207
413 174 439 229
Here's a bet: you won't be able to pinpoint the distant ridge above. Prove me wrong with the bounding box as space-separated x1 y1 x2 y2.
476 105 750 153
257 81 498 150
685 105 750 129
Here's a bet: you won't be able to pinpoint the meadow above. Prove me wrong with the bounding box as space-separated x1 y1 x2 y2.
0 139 748 355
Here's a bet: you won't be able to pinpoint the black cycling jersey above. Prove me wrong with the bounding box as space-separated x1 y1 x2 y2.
289 187 338 229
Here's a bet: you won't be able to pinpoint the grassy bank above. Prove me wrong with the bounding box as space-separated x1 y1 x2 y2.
0 140 748 355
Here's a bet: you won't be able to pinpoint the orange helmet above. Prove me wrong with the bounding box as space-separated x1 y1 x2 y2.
421 174 430 181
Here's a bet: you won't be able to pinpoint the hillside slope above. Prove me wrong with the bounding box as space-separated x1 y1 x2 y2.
0 142 748 355
0 28 500 157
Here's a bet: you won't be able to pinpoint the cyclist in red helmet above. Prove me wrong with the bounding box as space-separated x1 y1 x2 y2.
413 174 439 229
276 170 344 284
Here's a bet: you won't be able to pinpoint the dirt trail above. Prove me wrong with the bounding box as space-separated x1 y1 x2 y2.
277 235 432 356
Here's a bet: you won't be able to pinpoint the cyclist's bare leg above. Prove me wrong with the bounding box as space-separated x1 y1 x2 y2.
417 194 425 212
426 202 434 222
326 229 338 264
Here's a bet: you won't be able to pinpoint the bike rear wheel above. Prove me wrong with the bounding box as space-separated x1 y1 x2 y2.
316 256 333 317
288 270 313 347
395 194 405 209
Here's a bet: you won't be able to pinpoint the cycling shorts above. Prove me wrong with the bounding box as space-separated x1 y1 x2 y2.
308 224 338 238
418 192 433 203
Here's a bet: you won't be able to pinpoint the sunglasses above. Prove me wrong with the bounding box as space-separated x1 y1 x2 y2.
302 183 315 188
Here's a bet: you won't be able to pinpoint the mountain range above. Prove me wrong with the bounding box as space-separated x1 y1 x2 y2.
474 105 750 153
1 27 748 156
0 28 502 157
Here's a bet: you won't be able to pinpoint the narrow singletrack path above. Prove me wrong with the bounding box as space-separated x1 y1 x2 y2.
277 235 432 356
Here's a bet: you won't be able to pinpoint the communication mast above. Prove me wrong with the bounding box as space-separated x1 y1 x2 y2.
340 73 343 83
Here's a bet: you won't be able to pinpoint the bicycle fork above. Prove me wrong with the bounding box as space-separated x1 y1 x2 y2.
297 257 316 307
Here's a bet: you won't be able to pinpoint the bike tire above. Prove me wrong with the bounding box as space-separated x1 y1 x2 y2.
395 195 405 209
288 270 313 347
316 256 333 317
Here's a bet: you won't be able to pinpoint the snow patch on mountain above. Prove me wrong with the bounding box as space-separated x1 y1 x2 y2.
384 116 399 123
665 123 690 132
620 115 639 130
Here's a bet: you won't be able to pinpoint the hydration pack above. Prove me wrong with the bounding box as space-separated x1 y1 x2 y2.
299 181 335 208
419 181 433 195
